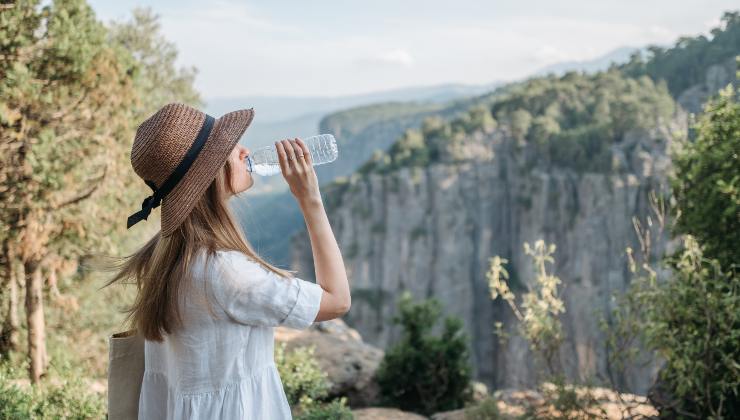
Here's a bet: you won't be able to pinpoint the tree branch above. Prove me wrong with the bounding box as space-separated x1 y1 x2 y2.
48 167 107 210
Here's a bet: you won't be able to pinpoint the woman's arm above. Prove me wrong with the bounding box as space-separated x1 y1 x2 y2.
276 138 351 321
298 196 351 321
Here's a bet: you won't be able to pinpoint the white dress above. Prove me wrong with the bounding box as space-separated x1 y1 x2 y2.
137 249 324 420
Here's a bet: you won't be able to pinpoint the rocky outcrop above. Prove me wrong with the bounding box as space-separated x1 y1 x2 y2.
432 386 658 420
290 119 685 395
352 407 428 420
239 99 489 268
275 319 384 407
676 56 738 114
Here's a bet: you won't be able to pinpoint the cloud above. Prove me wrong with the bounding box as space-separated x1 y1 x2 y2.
532 45 576 64
163 0 299 35
354 48 416 68
645 25 676 42
120 0 737 97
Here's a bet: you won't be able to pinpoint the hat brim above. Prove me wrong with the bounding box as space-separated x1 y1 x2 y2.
159 108 255 237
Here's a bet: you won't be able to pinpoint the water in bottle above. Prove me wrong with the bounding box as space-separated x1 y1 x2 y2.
246 134 338 176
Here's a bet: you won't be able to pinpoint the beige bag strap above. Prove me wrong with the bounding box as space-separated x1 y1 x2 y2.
108 328 145 420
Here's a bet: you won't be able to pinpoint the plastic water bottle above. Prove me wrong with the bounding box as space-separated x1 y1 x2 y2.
245 134 338 176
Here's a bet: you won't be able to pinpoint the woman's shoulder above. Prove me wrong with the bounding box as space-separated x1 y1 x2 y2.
213 249 260 265
205 249 266 276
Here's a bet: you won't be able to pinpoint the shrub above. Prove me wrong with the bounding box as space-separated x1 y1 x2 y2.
275 342 357 418
637 236 740 418
375 291 474 415
0 366 105 419
295 396 353 420
671 83 740 270
0 376 34 420
274 342 330 407
487 240 565 375
463 396 502 419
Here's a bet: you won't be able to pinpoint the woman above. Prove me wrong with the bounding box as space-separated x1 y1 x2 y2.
103 103 351 419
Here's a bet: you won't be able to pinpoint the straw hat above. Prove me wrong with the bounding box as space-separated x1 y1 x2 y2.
127 103 255 237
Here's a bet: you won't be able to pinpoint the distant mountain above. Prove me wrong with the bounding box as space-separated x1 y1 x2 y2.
205 82 503 123
206 47 655 162
206 82 504 195
533 46 644 77
206 46 650 161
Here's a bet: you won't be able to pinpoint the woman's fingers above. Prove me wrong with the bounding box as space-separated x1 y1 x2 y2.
295 138 312 166
289 138 306 171
282 139 297 166
275 140 289 174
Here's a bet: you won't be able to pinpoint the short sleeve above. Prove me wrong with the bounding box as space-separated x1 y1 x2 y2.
210 251 323 329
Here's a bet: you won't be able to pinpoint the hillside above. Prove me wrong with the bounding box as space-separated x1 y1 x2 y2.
238 92 510 267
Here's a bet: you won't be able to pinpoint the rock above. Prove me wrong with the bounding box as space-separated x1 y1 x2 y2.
352 407 428 420
429 408 466 420
275 319 384 407
493 385 658 419
291 122 681 393
676 57 737 114
431 386 659 420
471 380 489 403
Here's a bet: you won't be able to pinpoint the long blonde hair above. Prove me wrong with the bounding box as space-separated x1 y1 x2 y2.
100 157 293 341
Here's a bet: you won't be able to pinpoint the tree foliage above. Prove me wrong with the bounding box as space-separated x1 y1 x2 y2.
634 237 739 419
619 12 740 96
0 0 201 381
491 70 676 172
671 83 740 270
359 70 676 175
375 291 473 416
273 341 351 419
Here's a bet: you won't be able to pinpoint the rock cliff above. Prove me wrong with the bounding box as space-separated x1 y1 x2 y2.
290 119 685 394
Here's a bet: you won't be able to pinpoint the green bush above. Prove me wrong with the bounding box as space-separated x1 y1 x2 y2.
0 367 105 419
0 377 34 420
487 241 565 375
275 342 330 407
638 236 740 419
274 342 354 418
463 396 502 420
671 83 740 270
375 291 473 416
295 396 353 420
619 234 739 418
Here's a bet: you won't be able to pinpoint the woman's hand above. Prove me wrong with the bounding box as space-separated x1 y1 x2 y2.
275 138 321 206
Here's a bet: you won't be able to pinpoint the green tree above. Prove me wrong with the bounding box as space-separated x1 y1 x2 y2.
389 128 428 168
0 1 200 382
671 82 740 269
507 108 533 146
375 291 473 416
107 7 201 119
0 0 137 382
489 70 676 172
619 12 740 97
466 104 497 133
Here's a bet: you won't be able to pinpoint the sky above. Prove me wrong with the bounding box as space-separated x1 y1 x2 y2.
87 0 738 98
